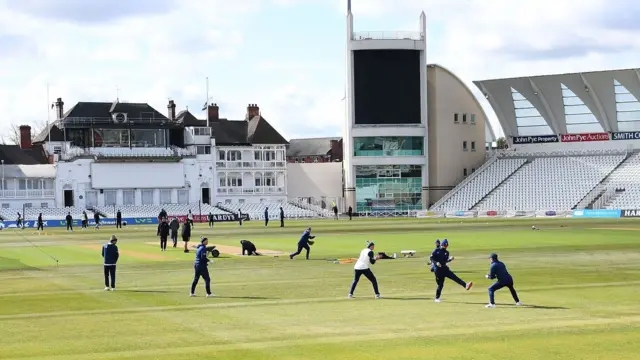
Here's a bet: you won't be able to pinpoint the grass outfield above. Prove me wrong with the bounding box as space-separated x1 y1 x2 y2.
0 218 639 359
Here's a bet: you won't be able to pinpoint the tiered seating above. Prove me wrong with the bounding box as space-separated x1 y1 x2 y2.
0 207 86 221
604 153 640 209
431 158 526 211
95 204 231 218
235 202 319 219
477 155 624 211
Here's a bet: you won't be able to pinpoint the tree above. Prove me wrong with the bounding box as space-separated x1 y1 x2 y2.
496 136 508 149
0 121 47 145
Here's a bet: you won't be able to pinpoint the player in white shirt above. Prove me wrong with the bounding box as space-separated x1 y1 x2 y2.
348 241 381 299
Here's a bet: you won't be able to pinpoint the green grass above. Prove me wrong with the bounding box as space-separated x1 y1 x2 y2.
0 218 639 359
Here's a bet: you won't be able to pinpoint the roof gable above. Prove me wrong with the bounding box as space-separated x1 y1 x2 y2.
63 101 168 121
247 116 289 145
0 145 49 165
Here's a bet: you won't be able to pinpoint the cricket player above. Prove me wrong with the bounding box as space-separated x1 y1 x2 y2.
240 240 261 256
208 212 214 228
485 253 521 308
94 212 101 230
82 211 88 230
101 235 119 291
279 207 284 228
169 217 179 247
289 227 315 260
158 218 170 251
431 239 472 302
264 207 269 227
190 237 213 297
37 213 44 231
116 210 122 229
348 241 381 299
181 218 192 253
16 212 23 229
66 212 74 231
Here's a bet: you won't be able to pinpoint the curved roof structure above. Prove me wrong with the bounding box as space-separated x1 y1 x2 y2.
474 68 640 137
429 63 497 142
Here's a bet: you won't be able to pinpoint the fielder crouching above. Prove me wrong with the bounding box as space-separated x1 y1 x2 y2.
240 240 261 256
348 241 381 299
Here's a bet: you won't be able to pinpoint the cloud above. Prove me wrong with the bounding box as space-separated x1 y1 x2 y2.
0 0 176 23
2 0 640 144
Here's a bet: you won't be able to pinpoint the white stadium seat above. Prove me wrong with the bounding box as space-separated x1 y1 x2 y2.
603 153 640 210
476 155 624 211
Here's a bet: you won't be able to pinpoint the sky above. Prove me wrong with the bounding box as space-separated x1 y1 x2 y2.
1 0 640 142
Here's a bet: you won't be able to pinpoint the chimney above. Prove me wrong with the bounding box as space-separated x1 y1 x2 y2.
208 103 219 121
167 100 176 120
330 139 343 162
55 98 64 120
246 104 260 119
19 125 32 149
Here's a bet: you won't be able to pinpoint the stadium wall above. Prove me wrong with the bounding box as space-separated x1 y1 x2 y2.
427 64 488 205
287 163 343 199
514 138 640 153
56 158 205 208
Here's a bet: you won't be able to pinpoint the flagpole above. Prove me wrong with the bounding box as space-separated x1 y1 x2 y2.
206 77 210 127
46 84 51 145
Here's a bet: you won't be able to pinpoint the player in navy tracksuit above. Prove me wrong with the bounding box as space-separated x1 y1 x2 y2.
429 239 445 272
289 227 315 260
431 239 472 302
264 207 269 227
485 253 521 308
190 237 213 297
101 235 119 291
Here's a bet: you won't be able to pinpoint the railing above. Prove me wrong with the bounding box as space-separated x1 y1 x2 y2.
0 190 55 198
60 117 180 127
354 150 423 157
215 161 286 169
60 146 196 160
352 31 424 41
216 187 286 194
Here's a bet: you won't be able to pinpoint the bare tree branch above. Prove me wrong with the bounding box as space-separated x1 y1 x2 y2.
4 121 48 145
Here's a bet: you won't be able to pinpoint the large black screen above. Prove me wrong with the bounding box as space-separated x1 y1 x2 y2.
353 49 421 125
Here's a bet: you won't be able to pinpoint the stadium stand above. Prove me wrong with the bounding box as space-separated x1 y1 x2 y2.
0 207 88 221
431 158 527 211
602 153 640 210
476 154 625 211
94 204 231 218
229 201 322 219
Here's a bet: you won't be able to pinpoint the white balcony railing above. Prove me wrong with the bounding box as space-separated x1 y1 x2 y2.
215 161 286 169
216 187 285 194
0 190 55 199
352 31 424 41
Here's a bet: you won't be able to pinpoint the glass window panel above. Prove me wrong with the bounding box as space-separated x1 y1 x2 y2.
512 100 534 109
617 102 640 112
104 190 117 206
561 89 577 97
614 85 628 94
160 189 172 204
511 91 526 101
516 116 547 127
566 123 606 133
618 111 640 122
141 190 154 205
617 121 640 131
123 190 135 205
564 104 592 115
515 108 541 118
565 113 599 124
517 126 554 136
177 190 189 204
562 96 584 106
130 129 166 147
615 93 636 102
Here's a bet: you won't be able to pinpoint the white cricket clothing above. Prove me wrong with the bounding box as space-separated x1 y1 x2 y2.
354 248 374 270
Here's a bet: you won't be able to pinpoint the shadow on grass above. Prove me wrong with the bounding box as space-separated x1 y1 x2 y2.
213 296 274 300
0 257 41 272
446 301 568 310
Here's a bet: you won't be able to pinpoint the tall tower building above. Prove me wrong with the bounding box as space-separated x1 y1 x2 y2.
343 5 428 215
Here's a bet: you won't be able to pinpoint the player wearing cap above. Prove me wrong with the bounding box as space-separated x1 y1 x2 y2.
431 239 472 302
289 227 315 260
429 239 453 272
101 235 119 291
485 253 521 308
348 241 382 299
190 237 214 298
